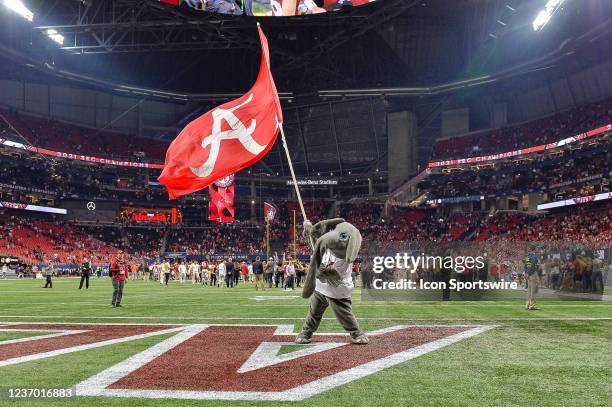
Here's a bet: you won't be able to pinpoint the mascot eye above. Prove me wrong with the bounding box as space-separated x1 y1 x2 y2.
339 232 349 241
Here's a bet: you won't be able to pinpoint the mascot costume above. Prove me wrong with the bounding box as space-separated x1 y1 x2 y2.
296 218 369 345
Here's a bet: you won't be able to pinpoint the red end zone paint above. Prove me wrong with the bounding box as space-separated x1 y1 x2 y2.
0 323 182 367
111 325 469 392
3 323 495 401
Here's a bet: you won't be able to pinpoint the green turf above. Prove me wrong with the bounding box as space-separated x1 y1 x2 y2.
0 331 55 341
277 344 314 355
0 278 610 406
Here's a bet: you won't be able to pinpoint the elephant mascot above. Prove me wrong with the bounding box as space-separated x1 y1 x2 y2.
296 218 368 345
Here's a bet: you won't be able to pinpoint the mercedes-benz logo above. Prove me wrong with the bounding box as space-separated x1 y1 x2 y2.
86 202 96 211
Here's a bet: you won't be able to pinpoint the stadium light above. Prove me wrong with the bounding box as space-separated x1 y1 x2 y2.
533 0 565 31
46 29 64 45
3 0 34 22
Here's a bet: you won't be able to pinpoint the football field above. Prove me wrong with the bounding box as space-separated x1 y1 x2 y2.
0 278 610 407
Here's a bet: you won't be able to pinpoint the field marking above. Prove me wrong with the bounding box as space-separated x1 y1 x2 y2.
0 315 611 321
0 322 186 326
76 324 496 401
3 302 610 307
76 324 207 397
249 296 300 301
237 341 348 373
0 329 88 346
0 326 185 368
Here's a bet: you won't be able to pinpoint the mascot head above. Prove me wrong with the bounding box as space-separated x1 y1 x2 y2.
302 218 362 298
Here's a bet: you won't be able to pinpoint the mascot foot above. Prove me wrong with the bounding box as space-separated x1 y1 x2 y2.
351 334 369 345
295 333 312 344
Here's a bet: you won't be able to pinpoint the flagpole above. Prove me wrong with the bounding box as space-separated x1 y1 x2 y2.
279 124 314 249
266 215 270 261
279 124 307 222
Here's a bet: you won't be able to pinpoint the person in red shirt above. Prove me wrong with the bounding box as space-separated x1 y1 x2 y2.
241 261 249 283
110 254 128 308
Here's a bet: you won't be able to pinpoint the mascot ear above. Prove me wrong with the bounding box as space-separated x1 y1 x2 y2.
345 225 362 263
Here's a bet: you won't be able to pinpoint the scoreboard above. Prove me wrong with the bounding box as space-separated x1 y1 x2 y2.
120 207 182 224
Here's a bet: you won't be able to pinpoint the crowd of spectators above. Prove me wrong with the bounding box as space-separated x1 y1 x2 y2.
166 225 263 255
433 96 612 159
0 199 610 268
0 216 122 265
423 133 610 202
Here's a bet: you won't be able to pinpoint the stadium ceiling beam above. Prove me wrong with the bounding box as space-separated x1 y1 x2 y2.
31 0 255 54
276 0 422 74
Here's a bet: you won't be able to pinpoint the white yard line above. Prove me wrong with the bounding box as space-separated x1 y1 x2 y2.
0 329 88 345
0 315 611 321
0 326 185 368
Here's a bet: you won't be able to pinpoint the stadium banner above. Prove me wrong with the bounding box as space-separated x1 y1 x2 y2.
286 178 338 186
548 173 606 189
0 182 57 196
537 191 612 210
427 124 611 168
0 138 164 169
426 195 485 205
208 175 235 223
0 201 67 215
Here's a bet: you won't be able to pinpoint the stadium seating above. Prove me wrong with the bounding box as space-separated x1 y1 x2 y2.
1 109 169 162
433 96 612 159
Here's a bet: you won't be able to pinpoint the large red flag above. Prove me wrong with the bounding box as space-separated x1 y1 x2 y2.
158 24 283 199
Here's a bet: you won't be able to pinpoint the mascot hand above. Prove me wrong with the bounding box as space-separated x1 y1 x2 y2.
303 220 313 238
316 267 343 287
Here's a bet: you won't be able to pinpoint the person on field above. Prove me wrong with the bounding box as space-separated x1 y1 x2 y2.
524 252 541 310
130 262 139 281
190 260 200 284
178 261 187 283
43 262 53 288
110 255 128 308
285 260 296 290
274 260 284 288
241 261 249 283
79 258 91 289
225 258 235 288
209 261 218 287
142 261 150 282
265 258 274 288
162 259 171 286
233 260 241 286
201 259 210 285
218 259 226 287
253 256 265 290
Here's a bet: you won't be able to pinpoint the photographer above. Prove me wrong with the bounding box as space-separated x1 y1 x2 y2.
110 255 127 308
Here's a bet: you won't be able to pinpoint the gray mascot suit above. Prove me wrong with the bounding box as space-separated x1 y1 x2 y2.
296 218 369 345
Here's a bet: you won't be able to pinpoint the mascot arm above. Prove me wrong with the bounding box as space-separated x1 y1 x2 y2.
316 267 343 286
